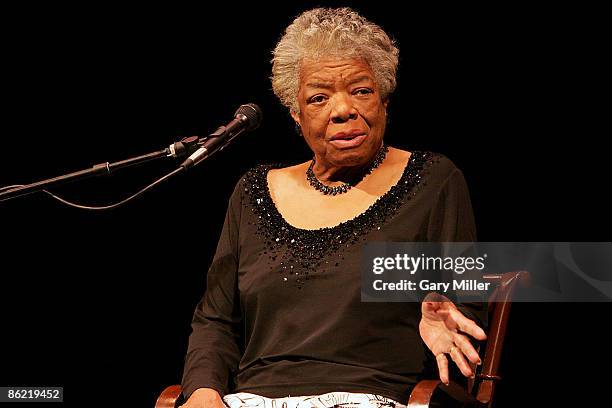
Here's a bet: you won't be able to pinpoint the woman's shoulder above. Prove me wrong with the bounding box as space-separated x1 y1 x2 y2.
239 161 306 187
267 162 309 183
235 161 306 202
426 151 463 175
389 148 462 178
242 161 303 177
415 151 469 193
381 149 466 195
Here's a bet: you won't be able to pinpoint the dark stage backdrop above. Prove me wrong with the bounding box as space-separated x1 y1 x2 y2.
0 2 608 407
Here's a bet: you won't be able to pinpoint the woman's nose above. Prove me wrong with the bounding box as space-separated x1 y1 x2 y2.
330 93 358 123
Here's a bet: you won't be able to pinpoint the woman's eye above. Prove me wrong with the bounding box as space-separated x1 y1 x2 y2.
354 88 373 96
308 95 327 104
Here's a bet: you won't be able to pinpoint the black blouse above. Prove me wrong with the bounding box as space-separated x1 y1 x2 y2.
181 151 486 403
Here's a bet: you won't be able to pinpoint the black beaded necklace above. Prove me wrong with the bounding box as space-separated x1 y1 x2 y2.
306 143 389 195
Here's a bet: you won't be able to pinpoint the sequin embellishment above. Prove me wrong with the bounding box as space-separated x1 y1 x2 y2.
243 150 436 288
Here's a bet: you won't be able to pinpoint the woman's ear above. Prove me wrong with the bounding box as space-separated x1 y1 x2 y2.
290 110 301 127
383 99 391 126
290 111 303 137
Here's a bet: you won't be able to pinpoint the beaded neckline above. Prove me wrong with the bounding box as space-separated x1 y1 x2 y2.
243 150 436 288
262 151 424 232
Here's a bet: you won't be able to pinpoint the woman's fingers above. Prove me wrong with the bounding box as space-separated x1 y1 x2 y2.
450 308 487 340
436 353 450 385
437 342 481 384
452 332 482 366
449 345 474 378
423 301 440 312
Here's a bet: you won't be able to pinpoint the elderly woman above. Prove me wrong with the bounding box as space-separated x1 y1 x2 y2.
180 8 486 408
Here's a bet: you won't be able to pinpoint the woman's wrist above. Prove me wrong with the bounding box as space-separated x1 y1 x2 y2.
191 387 222 400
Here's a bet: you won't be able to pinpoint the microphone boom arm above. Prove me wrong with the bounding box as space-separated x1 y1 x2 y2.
0 103 262 203
0 137 202 202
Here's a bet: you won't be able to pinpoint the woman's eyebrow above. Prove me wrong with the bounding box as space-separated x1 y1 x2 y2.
306 75 373 90
347 75 373 86
305 81 334 90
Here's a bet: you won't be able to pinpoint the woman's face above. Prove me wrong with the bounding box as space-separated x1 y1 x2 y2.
291 58 388 168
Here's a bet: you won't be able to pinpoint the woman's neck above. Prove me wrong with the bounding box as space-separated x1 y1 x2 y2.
312 144 389 185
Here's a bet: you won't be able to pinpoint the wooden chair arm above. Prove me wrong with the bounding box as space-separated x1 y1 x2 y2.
155 385 182 408
407 380 484 408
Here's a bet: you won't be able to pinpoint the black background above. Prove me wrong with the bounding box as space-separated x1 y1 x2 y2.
0 1 609 407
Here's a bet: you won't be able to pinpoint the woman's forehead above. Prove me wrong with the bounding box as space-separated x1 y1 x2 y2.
299 58 375 84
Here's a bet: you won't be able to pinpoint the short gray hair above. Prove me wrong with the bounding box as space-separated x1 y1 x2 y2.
271 7 400 114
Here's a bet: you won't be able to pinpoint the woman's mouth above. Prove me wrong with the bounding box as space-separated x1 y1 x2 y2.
329 131 367 148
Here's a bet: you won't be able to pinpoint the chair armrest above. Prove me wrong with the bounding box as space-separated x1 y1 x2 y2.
155 385 183 408
407 380 483 408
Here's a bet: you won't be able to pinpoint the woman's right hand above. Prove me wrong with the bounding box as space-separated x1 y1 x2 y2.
179 387 226 408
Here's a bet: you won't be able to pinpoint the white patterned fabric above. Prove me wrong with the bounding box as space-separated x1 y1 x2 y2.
223 391 407 408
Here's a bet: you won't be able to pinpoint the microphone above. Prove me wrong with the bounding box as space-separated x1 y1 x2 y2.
181 103 262 169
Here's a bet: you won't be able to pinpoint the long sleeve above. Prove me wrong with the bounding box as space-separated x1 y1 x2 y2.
181 181 244 400
426 168 476 243
426 167 487 329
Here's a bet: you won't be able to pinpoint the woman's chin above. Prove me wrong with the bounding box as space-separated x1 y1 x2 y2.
329 152 376 168
329 140 382 162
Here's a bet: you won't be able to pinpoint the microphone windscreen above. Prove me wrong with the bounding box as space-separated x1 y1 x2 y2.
235 103 263 131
